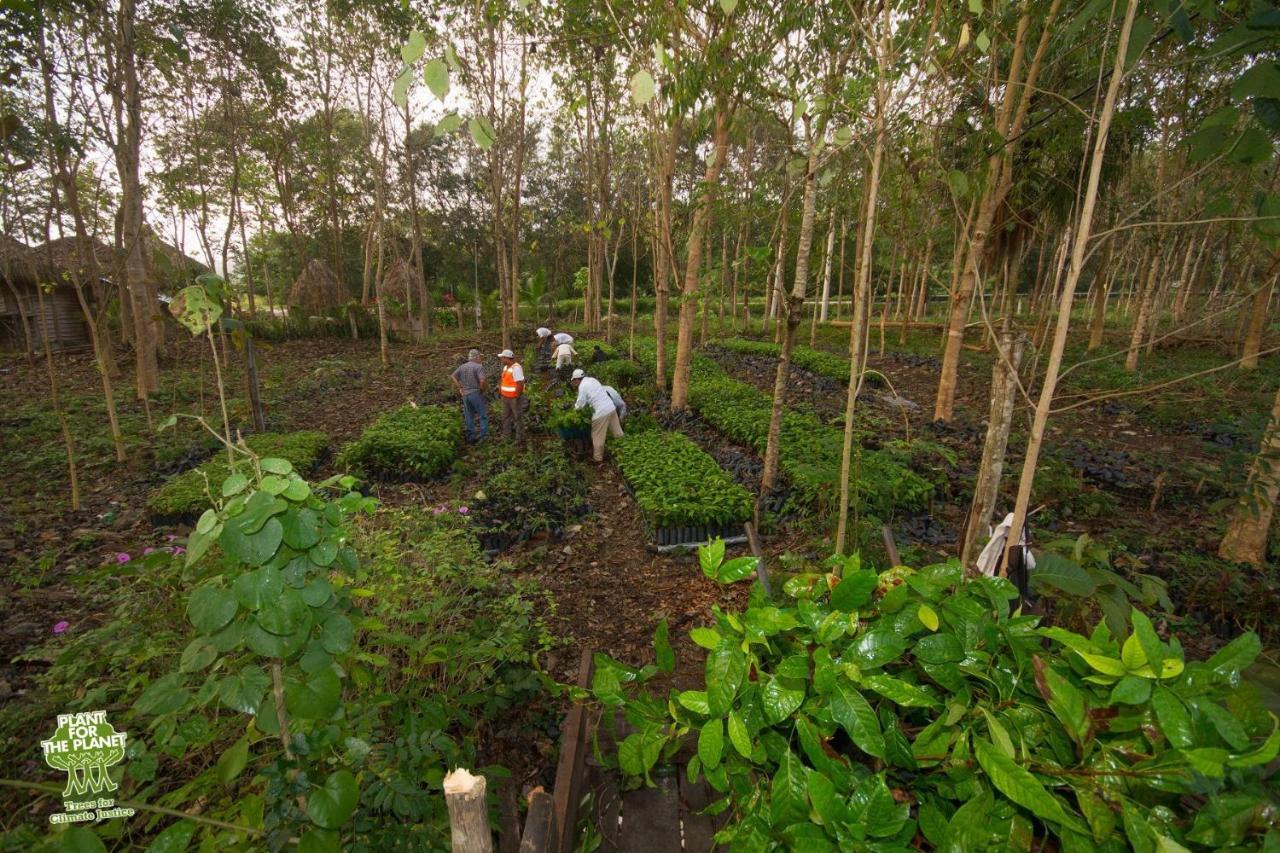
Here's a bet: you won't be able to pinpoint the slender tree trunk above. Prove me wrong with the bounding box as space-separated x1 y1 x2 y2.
761 118 823 498
1003 0 1139 572
819 206 837 322
835 44 890 554
670 103 729 410
1219 382 1280 565
961 332 1025 566
651 113 677 391
114 0 158 400
1125 250 1161 372
1241 272 1276 370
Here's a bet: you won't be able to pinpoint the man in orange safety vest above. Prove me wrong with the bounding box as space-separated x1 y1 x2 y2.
497 349 527 443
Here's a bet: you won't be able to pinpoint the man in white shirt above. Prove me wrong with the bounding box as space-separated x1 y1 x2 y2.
554 339 577 369
571 368 623 462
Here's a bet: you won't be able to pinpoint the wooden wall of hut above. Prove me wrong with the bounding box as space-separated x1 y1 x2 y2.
0 282 89 352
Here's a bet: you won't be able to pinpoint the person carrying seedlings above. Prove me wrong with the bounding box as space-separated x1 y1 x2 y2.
450 348 489 443
571 368 623 462
497 348 528 443
534 327 554 383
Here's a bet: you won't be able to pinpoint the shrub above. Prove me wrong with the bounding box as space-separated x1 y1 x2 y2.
597 545 1280 851
546 404 593 433
339 405 461 481
147 431 329 519
592 358 642 388
614 430 753 530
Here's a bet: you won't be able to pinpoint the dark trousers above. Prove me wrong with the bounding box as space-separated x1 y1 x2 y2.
501 395 527 442
462 392 488 442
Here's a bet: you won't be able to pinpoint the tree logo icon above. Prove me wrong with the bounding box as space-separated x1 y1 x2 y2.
40 711 128 798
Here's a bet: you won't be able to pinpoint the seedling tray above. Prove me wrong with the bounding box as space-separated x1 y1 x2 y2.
620 479 748 550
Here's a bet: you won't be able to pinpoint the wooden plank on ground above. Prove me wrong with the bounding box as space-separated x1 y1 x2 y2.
619 770 681 853
679 774 719 852
551 648 594 853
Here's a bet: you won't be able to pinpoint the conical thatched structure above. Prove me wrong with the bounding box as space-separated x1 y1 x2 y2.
381 258 424 309
289 259 347 313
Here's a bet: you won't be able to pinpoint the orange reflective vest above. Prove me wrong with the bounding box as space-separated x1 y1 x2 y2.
500 363 523 398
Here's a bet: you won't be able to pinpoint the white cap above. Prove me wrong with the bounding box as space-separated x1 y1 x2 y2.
554 333 574 344
498 349 515 359
571 368 585 380
536 327 551 337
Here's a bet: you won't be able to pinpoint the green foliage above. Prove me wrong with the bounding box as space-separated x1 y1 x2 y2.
614 430 753 530
1034 535 1173 637
717 337 856 385
634 339 931 517
592 358 642 388
596 546 1279 851
338 405 461 481
545 404 593 433
147 431 329 519
471 448 589 540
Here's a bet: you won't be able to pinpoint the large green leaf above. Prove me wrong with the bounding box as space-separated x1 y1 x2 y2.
830 571 877 611
762 677 805 724
630 69 656 106
1036 659 1090 747
468 116 496 150
728 710 752 758
233 566 285 611
423 58 449 99
286 666 341 720
1151 686 1194 748
806 767 847 827
654 618 675 673
220 516 284 567
307 770 358 829
770 750 808 828
1187 793 1269 847
1233 61 1280 102
1029 553 1097 596
218 666 270 714
188 584 239 634
698 719 724 770
59 827 106 853
216 737 250 784
864 674 939 708
1205 632 1261 675
973 737 1081 831
133 673 190 717
706 642 746 715
146 820 197 853
830 680 885 758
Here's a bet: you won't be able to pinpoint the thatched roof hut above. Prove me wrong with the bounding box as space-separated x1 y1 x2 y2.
0 237 91 352
381 258 425 309
288 259 348 313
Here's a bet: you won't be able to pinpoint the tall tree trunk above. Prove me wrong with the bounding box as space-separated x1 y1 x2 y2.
819 206 837 322
934 3 1060 421
1219 382 1280 565
651 113 677 391
671 103 730 410
36 284 79 510
960 332 1025 566
1241 271 1276 370
114 0 158 400
1002 0 1139 572
1125 250 1161 372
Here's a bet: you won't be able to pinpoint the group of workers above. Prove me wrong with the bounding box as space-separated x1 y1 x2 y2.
449 326 627 462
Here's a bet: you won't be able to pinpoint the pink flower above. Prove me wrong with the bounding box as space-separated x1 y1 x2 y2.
143 547 155 556
172 546 186 555
114 552 131 564
165 534 178 542
52 621 69 634
458 506 469 515
432 505 446 515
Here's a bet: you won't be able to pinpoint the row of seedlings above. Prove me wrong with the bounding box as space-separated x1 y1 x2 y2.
148 430 330 522
612 426 754 549
631 339 932 519
337 404 462 481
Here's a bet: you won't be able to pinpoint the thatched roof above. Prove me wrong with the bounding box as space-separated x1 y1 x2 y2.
381 258 425 307
289 259 348 312
34 236 117 284
1 232 205 294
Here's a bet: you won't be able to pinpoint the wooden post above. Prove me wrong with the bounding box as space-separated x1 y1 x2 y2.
551 649 593 853
519 789 556 853
881 524 901 567
245 335 266 432
444 769 494 853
